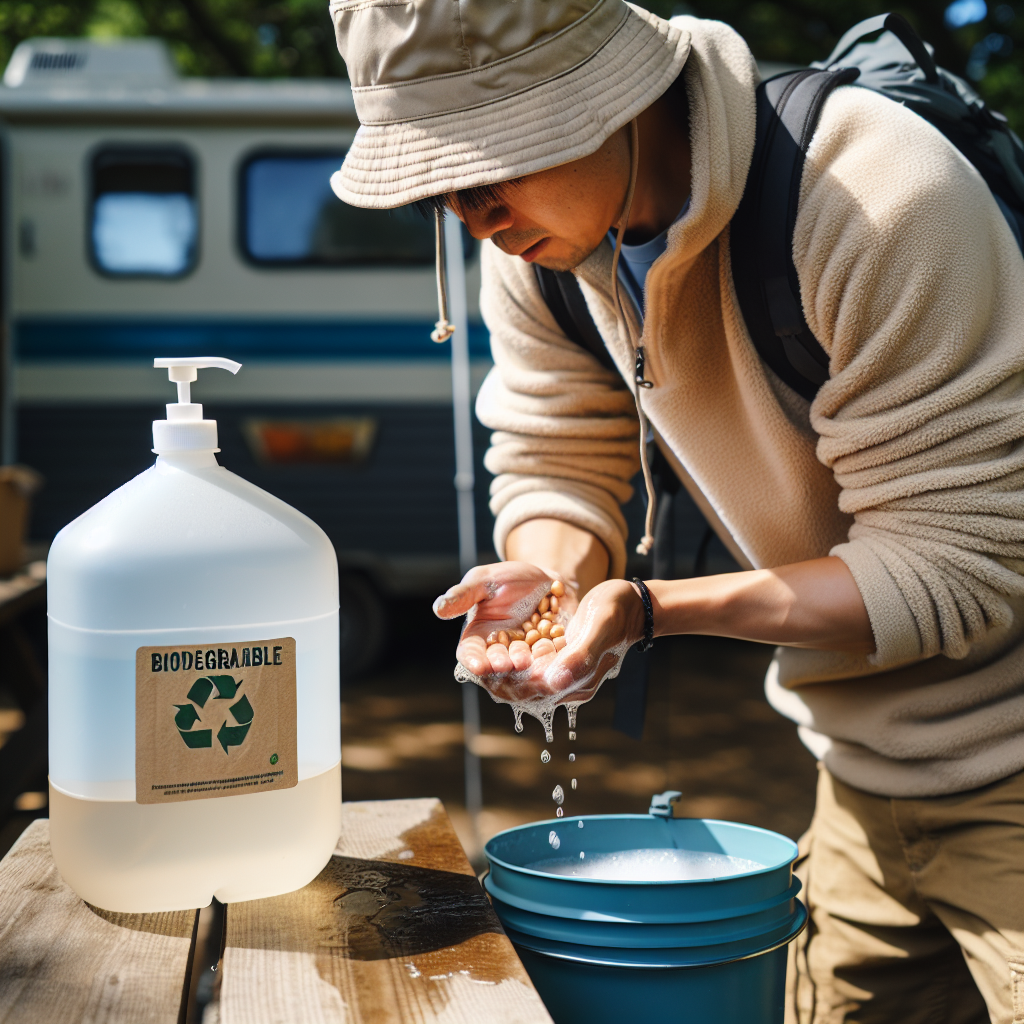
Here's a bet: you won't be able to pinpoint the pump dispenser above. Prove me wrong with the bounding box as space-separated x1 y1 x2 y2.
152 356 240 451
47 357 341 913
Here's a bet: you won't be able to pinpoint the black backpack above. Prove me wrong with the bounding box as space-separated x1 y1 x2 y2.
536 11 1024 402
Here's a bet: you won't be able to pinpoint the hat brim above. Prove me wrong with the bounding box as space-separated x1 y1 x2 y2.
331 6 691 210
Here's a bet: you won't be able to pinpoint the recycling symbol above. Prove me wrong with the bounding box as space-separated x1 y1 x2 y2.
174 675 253 754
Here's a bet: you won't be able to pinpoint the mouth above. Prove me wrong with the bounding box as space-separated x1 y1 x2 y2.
517 238 549 263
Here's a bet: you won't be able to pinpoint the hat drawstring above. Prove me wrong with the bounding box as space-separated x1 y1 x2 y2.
610 119 657 557
431 207 456 343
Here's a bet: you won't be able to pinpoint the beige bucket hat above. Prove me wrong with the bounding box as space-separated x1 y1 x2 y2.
329 0 692 210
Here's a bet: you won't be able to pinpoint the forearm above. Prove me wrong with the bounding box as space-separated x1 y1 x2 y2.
506 518 610 597
645 556 875 653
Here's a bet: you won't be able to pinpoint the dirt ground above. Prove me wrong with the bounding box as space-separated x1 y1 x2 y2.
342 598 819 864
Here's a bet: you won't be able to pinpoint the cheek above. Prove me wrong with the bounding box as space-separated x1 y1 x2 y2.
534 194 610 249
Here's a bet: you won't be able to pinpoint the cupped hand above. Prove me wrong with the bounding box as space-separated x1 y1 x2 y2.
434 567 646 708
433 561 576 680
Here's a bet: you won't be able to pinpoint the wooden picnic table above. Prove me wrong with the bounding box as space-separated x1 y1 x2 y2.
0 798 554 1024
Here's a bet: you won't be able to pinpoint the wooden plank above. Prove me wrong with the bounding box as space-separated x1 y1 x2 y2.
0 820 196 1024
218 798 553 1024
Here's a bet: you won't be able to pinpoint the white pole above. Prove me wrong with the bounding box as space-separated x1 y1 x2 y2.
444 211 483 840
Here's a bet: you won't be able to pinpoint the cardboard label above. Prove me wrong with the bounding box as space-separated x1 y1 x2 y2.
135 638 298 804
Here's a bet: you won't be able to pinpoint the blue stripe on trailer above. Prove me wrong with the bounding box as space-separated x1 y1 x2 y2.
15 318 492 361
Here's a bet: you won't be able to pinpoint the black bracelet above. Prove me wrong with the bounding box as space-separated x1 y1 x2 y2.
630 578 655 653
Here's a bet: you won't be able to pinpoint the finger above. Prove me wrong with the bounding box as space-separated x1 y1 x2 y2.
531 637 556 658
508 640 533 671
553 635 567 651
486 643 514 674
456 634 491 676
433 579 492 619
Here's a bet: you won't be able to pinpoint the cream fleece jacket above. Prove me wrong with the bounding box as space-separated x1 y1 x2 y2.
475 15 1024 798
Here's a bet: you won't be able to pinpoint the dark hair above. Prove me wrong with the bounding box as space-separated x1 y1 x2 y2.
413 178 523 220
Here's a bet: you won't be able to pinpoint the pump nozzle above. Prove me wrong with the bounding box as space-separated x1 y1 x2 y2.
152 356 242 453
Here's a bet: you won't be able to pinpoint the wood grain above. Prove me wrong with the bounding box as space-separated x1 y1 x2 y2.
218 798 553 1024
0 820 196 1024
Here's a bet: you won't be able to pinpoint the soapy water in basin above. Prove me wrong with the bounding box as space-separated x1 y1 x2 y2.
527 848 765 881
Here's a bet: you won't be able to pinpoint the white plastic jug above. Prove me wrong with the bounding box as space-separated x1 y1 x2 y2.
47 357 341 912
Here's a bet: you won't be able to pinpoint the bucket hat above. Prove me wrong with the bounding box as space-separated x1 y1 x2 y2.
329 0 692 209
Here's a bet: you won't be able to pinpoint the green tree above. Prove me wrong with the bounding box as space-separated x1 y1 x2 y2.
640 0 1023 133
0 0 343 78
0 0 1019 133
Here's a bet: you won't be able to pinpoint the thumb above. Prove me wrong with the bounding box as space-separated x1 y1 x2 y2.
432 575 494 619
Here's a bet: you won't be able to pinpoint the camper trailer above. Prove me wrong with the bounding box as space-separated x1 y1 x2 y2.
0 37 494 672
0 36 734 676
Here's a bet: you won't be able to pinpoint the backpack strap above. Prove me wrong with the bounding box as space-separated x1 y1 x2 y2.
730 66 859 401
533 264 618 374
824 12 938 83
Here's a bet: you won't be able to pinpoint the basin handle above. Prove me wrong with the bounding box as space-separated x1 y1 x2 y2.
649 790 684 818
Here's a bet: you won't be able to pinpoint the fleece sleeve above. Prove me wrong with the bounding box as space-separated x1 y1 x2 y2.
797 86 1024 667
475 240 640 578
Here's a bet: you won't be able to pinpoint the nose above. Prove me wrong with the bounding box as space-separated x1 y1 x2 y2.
459 204 515 240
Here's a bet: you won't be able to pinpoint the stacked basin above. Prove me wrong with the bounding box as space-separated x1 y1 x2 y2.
484 814 806 1024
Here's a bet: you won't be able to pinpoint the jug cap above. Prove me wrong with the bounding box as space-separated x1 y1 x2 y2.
152 357 241 452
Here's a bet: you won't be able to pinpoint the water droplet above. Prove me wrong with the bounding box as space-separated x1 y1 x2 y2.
540 749 551 763
551 784 564 805
568 753 575 762
565 703 579 732
513 708 524 733
578 820 584 828
548 830 560 850
571 778 577 790
580 851 585 860
534 708 555 744
556 807 563 817
568 731 576 742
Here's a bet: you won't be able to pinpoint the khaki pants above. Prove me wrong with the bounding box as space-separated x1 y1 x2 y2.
786 766 1024 1024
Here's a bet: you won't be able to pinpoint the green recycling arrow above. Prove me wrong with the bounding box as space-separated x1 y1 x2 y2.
174 703 201 730
229 694 253 725
218 720 251 753
187 678 214 708
211 675 243 700
180 728 212 748
176 674 253 752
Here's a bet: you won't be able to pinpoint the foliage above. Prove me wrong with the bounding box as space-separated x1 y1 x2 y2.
0 0 1018 132
0 0 343 78
640 0 1023 134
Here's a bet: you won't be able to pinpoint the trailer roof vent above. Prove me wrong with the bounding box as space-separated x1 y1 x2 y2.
3 38 178 88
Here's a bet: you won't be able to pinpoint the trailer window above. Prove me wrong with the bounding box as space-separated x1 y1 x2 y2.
241 152 433 266
90 148 197 277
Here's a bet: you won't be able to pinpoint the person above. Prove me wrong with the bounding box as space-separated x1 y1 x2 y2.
328 0 1024 1019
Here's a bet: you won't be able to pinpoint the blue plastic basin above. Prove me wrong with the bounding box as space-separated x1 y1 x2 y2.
484 814 806 1024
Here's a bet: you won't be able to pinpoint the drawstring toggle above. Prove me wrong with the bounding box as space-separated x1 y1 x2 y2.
431 319 455 343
